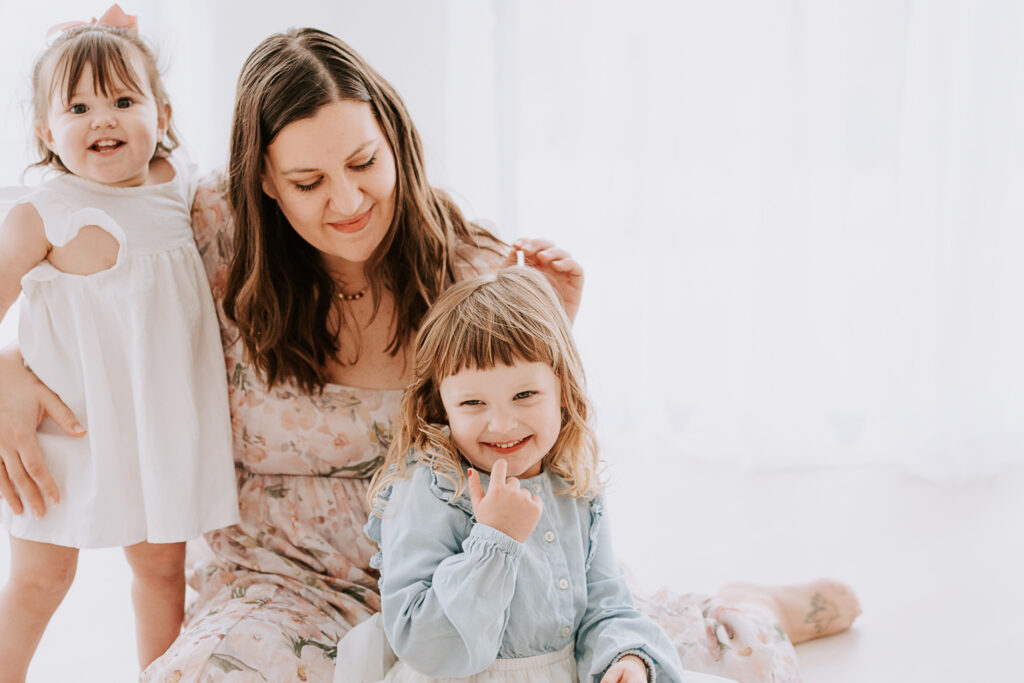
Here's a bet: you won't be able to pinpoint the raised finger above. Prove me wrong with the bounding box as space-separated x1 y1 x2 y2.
0 457 23 515
467 468 486 510
490 458 508 487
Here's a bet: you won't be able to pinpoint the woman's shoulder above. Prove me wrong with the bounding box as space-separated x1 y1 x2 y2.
191 170 232 241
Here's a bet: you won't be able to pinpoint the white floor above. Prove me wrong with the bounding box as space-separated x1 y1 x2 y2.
2 461 1022 682
607 459 1024 683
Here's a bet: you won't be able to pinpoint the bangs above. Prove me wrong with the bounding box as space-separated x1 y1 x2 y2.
434 307 558 381
50 31 145 106
383 267 601 504
419 269 570 385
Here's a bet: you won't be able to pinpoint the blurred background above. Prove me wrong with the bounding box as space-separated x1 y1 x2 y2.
1 1 1022 681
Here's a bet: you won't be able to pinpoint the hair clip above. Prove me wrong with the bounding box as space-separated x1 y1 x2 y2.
46 3 138 42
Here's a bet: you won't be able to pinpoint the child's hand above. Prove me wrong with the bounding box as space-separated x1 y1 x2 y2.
600 654 648 683
467 459 543 542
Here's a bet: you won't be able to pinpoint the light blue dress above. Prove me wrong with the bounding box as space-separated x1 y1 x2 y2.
363 459 686 682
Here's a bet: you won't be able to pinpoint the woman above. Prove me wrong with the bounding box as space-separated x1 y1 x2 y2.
0 28 858 682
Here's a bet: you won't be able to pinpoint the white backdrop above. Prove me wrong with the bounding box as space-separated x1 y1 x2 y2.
2 0 1022 481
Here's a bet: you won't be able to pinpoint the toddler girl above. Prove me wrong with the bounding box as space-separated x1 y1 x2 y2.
0 6 239 679
336 266 685 682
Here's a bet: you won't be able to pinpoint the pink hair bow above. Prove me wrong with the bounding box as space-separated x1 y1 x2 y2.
47 4 138 40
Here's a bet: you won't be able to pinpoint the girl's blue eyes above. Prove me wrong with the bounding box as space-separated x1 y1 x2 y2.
115 97 133 109
69 104 88 114
292 155 377 192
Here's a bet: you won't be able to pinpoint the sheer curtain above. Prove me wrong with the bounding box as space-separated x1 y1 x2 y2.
455 0 1024 481
2 1 1022 481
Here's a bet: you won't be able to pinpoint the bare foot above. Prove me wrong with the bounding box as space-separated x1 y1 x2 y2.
716 579 861 644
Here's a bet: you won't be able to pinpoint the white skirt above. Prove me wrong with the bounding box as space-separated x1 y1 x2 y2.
334 614 576 683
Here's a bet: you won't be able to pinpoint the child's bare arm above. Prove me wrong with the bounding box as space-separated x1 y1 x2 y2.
0 202 75 518
0 202 49 319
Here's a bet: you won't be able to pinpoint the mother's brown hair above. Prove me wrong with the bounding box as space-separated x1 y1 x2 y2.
223 28 501 393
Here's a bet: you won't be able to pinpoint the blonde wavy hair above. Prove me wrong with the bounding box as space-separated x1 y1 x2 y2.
368 267 600 512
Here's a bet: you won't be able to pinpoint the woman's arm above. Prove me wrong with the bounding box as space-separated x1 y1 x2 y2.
0 203 85 517
377 466 521 678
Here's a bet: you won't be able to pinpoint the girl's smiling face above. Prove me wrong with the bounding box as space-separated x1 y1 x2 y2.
439 361 563 479
36 52 169 187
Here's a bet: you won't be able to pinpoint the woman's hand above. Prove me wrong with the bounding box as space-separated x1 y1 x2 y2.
600 654 649 683
505 238 584 322
0 347 84 517
466 459 543 543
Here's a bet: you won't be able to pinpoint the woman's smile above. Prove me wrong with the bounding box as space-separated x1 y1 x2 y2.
328 206 374 234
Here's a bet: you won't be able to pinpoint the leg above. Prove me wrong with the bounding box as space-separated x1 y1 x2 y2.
715 578 861 645
142 581 350 682
636 579 860 683
0 537 78 683
123 541 186 670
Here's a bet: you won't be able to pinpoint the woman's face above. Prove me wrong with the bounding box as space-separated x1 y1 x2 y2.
261 100 397 269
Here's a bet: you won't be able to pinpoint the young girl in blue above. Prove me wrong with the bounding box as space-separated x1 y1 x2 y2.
336 266 686 682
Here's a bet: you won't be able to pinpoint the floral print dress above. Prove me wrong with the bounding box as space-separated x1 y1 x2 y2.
141 176 800 683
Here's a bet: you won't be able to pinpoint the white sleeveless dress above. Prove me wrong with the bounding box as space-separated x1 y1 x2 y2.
1 157 240 548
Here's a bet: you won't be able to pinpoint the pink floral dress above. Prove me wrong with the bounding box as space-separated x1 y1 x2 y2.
141 176 800 683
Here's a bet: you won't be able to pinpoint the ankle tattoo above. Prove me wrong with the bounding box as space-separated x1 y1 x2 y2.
804 591 840 634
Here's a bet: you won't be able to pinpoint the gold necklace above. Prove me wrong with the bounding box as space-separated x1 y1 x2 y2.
338 288 367 302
